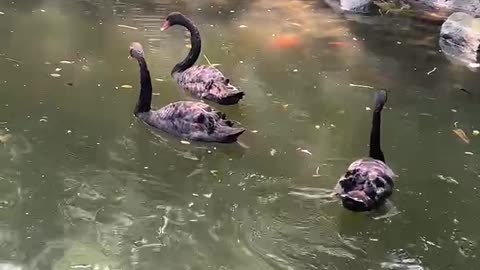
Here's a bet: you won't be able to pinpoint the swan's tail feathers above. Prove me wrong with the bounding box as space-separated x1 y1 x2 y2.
205 80 245 105
218 91 245 105
217 127 246 143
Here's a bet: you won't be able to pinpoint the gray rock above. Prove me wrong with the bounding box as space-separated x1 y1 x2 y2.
439 12 480 64
340 0 376 13
408 0 480 16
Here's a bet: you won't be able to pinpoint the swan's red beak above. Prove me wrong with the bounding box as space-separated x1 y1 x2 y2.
161 21 170 31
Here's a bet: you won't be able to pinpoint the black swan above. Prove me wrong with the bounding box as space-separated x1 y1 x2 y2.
129 42 245 143
334 90 395 211
161 12 245 105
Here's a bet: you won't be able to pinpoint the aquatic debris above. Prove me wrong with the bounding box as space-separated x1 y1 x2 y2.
427 67 437 75
4 57 22 64
270 33 301 49
50 73 61 77
117 24 138 30
312 166 321 177
437 174 459 184
465 151 474 155
180 140 190 145
270 148 277 156
59 60 74 64
0 12 4 15
155 78 165 82
366 107 372 111
81 65 90 72
328 41 347 47
0 134 11 144
55 68 62 72
297 148 312 155
203 54 220 67
120 84 133 89
473 130 479 136
251 130 258 133
187 168 204 178
315 125 320 129
203 193 212 198
239 24 248 28
453 128 469 144
349 83 374 89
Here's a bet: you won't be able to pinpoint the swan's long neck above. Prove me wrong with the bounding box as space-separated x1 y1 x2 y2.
171 19 201 75
135 57 152 114
369 105 384 162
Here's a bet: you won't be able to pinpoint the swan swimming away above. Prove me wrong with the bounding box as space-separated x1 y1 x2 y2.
129 42 245 143
334 90 395 211
161 12 245 105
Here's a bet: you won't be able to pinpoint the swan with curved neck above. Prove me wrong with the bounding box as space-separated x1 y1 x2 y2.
333 91 395 212
129 42 245 143
161 12 245 105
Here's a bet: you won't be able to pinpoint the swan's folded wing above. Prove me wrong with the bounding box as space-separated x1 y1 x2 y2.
177 65 238 99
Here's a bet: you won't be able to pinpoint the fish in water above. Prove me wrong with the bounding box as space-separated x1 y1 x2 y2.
270 33 302 49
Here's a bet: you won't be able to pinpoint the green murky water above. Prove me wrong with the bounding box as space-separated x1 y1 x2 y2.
0 0 479 269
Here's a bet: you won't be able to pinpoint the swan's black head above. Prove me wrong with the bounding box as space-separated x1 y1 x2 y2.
129 42 144 59
161 12 190 31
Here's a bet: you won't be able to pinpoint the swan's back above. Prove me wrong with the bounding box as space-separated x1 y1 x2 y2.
137 101 245 143
334 158 395 211
174 65 244 105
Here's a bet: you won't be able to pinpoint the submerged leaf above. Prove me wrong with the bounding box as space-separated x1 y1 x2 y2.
453 129 470 144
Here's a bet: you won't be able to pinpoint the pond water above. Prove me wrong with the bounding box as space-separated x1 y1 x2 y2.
0 0 479 269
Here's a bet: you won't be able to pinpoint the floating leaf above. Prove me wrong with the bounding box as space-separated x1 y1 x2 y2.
349 83 374 89
453 128 470 144
298 148 312 155
120 84 133 89
437 174 459 184
117 24 138 30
